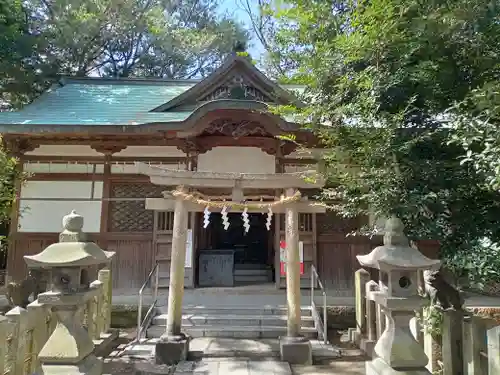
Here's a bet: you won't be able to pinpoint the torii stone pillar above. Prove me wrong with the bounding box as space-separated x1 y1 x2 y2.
156 186 190 365
280 188 313 365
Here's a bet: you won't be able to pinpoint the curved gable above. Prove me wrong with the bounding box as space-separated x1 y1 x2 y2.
151 55 304 112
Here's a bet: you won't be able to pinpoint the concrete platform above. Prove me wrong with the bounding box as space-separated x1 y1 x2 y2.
112 284 356 308
111 284 500 309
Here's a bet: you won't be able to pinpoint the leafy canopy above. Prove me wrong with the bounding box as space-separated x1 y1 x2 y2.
268 0 500 267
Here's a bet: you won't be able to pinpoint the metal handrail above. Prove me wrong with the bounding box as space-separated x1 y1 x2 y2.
135 261 160 342
311 264 328 344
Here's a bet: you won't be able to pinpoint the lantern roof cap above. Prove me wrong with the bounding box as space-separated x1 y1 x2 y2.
356 217 440 271
24 210 115 268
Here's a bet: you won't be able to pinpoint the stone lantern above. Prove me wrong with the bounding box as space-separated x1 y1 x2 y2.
357 217 440 375
24 210 115 375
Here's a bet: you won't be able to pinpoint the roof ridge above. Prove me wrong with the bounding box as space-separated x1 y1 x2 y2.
59 76 201 86
56 75 305 89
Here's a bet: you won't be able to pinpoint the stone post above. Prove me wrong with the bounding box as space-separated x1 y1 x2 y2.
354 268 370 340
156 186 189 365
441 310 463 375
0 315 9 374
5 306 28 375
88 280 104 340
487 325 500 375
90 280 104 338
462 315 485 375
423 326 442 373
97 267 112 333
360 280 378 356
27 300 51 374
280 188 312 365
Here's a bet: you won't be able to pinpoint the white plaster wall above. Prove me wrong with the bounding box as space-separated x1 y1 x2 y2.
24 162 105 174
25 145 103 157
197 147 275 174
111 162 186 174
114 146 186 158
19 181 103 233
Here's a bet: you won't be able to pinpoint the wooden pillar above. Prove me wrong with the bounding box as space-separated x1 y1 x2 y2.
163 186 189 339
6 157 23 282
311 213 317 269
99 154 112 248
274 193 282 289
285 188 301 337
275 153 283 289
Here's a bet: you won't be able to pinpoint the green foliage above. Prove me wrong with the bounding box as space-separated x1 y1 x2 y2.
0 146 25 229
445 239 500 291
448 83 500 191
420 304 443 337
268 0 500 269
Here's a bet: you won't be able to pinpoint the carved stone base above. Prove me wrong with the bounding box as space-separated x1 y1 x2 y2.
366 357 431 375
155 338 189 365
40 354 102 375
279 336 312 365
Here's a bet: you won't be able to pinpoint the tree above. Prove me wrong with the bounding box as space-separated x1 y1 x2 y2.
268 0 500 283
25 0 249 79
449 83 500 190
0 0 47 108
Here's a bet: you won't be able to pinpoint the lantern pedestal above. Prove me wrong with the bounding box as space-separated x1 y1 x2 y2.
366 357 431 375
37 291 102 375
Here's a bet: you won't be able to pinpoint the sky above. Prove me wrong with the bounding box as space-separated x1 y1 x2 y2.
219 0 266 58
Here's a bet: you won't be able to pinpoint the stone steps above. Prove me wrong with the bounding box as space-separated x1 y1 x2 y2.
147 324 318 339
146 305 318 340
152 313 315 328
169 306 313 316
233 264 272 284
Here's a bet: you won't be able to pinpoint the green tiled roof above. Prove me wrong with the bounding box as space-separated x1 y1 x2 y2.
0 78 305 128
0 79 196 126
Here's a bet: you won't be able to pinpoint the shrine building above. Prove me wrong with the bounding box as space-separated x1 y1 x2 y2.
0 54 438 293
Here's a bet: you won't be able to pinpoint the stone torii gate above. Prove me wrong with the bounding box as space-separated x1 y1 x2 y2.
137 163 325 365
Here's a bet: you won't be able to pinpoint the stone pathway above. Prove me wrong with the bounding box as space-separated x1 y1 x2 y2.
174 359 292 375
105 337 353 374
292 363 365 375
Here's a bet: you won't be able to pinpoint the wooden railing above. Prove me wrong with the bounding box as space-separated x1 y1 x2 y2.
0 268 113 375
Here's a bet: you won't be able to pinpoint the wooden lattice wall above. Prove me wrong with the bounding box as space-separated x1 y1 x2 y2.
109 182 165 232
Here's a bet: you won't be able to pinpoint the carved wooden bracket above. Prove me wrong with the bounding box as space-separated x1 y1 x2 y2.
3 138 39 157
280 142 298 156
91 143 127 155
175 139 199 155
201 119 270 139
